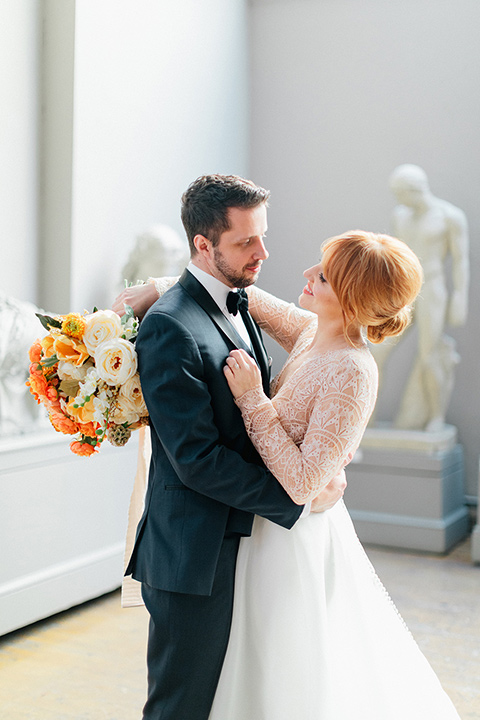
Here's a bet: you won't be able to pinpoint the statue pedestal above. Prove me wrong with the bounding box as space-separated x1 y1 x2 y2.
344 425 470 553
471 459 480 563
0 430 138 636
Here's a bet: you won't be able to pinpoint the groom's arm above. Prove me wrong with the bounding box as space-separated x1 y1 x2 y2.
137 310 302 530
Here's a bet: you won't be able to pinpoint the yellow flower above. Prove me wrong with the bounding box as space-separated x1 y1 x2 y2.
41 335 56 358
61 313 87 339
67 397 97 424
54 335 90 367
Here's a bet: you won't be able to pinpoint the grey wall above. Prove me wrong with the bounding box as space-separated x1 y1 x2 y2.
249 0 480 498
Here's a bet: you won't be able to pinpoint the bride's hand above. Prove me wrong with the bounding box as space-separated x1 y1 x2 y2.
111 283 159 319
310 469 347 513
224 349 262 399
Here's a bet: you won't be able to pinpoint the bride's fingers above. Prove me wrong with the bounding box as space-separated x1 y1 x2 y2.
229 349 256 369
226 356 241 370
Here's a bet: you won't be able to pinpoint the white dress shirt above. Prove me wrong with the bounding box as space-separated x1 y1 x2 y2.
187 262 252 348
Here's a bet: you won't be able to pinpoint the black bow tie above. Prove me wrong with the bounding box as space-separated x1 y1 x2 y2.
226 289 249 316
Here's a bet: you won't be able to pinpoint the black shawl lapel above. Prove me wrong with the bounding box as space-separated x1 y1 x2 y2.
178 270 251 353
178 270 271 394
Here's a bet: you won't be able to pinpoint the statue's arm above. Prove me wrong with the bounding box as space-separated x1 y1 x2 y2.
446 206 469 326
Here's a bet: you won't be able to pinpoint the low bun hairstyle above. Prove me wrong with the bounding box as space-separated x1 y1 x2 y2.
366 307 412 344
321 231 423 345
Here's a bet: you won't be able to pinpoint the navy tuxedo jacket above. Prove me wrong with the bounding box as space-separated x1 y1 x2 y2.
125 270 302 595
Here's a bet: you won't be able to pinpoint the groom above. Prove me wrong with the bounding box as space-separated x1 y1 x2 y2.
122 174 345 720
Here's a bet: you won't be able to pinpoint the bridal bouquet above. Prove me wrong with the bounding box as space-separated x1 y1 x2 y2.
26 307 148 456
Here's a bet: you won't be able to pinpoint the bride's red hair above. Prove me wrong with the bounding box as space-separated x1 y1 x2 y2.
321 230 423 345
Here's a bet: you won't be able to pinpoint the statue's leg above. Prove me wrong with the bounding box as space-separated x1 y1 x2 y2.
415 278 449 431
394 357 429 429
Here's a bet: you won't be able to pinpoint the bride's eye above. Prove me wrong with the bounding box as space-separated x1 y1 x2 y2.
319 273 327 283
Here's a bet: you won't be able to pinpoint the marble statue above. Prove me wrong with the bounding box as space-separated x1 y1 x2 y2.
372 164 469 433
121 224 189 287
0 291 49 437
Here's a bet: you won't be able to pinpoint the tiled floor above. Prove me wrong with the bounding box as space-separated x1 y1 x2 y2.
0 537 478 719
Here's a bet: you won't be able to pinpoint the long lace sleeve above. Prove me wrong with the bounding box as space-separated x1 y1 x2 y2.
247 286 315 352
148 276 179 297
234 351 377 504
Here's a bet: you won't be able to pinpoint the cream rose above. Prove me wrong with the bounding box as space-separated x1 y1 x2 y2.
111 373 148 424
95 338 137 386
83 310 122 356
57 359 94 382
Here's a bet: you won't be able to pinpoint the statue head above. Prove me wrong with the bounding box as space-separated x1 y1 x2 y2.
389 164 430 208
122 224 189 284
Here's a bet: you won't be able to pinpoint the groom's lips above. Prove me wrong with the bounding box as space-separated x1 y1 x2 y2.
246 263 262 273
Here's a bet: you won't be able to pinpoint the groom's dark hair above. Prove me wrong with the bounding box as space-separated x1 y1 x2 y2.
181 174 270 256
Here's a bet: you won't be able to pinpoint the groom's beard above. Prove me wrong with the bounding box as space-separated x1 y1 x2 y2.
213 247 262 289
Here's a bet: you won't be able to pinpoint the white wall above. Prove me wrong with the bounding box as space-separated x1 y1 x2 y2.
69 0 249 312
249 0 480 497
0 0 40 303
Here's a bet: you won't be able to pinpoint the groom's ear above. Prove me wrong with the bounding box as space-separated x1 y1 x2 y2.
193 234 212 257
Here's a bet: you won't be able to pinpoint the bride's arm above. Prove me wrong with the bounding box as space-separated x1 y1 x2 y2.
225 350 375 504
112 277 179 319
247 286 315 353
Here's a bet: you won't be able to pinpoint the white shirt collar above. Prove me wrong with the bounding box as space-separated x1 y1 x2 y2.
186 262 252 348
187 261 235 313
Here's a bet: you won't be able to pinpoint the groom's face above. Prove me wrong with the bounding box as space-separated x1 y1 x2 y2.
210 204 269 288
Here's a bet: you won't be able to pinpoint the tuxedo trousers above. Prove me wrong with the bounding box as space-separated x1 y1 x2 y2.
141 535 240 720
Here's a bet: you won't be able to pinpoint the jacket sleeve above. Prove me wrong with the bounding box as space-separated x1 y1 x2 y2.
136 309 302 529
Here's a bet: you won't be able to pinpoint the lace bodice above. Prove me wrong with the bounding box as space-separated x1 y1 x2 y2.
150 279 378 504
236 286 378 504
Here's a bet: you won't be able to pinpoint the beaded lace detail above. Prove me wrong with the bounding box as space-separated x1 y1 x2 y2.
237 286 379 504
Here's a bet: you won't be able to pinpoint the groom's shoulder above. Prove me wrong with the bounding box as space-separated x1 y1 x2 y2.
140 282 198 333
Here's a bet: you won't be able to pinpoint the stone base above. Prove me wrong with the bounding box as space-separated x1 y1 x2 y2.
471 458 480 564
0 429 138 636
344 429 469 554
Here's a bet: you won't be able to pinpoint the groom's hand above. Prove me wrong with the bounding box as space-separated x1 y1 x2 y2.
310 469 347 513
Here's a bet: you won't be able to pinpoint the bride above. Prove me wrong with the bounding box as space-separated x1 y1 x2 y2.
209 230 460 719
118 230 460 719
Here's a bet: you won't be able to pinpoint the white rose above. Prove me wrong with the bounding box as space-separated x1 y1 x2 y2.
111 373 148 424
57 359 94 382
95 338 137 386
83 310 122 356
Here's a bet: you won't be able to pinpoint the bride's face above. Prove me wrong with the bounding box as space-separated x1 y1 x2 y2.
299 262 343 319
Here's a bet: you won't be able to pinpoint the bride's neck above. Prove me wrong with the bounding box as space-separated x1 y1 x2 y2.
309 316 363 353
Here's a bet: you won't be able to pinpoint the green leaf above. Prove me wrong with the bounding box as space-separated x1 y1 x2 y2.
36 313 62 330
92 306 98 313
41 354 59 367
121 304 135 325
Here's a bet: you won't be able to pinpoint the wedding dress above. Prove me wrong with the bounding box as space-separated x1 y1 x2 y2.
208 287 460 720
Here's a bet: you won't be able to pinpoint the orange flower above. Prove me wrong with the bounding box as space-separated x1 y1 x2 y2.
54 335 90 367
70 440 98 457
26 373 49 401
77 421 100 439
45 385 59 403
49 411 79 435
29 339 42 363
61 313 87 339
29 361 43 377
67 397 96 424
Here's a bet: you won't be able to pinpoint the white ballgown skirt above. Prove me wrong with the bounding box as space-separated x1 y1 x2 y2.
209 501 460 720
